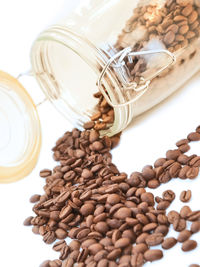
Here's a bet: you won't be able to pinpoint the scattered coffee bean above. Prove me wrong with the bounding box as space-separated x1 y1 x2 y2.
182 240 197 251
191 221 200 233
180 190 192 202
144 249 163 262
177 230 192 242
162 237 177 249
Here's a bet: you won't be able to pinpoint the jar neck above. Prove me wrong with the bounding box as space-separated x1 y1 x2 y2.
31 25 133 136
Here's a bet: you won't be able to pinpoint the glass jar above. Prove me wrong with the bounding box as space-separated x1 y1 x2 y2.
1 0 200 182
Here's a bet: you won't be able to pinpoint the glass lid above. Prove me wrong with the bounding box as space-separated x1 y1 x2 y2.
0 71 41 183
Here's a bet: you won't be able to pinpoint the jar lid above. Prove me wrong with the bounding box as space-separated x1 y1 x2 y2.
0 71 41 183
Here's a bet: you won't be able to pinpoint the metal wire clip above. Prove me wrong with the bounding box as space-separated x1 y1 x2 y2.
97 47 176 108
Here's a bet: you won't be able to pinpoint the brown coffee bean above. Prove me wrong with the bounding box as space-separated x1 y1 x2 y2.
53 240 66 252
187 132 200 141
182 240 197 251
23 216 34 226
141 192 154 206
114 207 132 220
107 194 121 205
179 24 189 34
144 249 163 262
132 243 148 254
97 259 108 267
157 200 171 210
166 149 181 160
169 162 181 177
131 253 144 267
155 225 169 236
43 231 56 244
55 229 68 239
179 165 190 179
30 194 41 203
187 210 200 221
95 222 109 234
186 167 199 179
136 214 149 225
83 121 95 129
145 233 164 246
162 237 177 249
177 230 191 242
189 156 200 167
163 31 175 45
80 203 95 216
180 190 192 202
173 218 186 232
62 258 74 267
162 190 175 202
143 223 157 232
168 210 180 223
89 130 100 143
191 221 200 233
115 238 130 248
142 166 155 181
89 244 103 255
40 169 52 178
180 205 192 218
107 248 121 260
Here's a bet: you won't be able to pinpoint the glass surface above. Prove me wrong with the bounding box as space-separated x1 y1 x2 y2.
0 71 41 183
32 0 200 135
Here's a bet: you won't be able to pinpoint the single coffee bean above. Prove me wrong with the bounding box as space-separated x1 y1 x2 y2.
173 218 186 232
107 194 121 205
180 205 192 219
53 240 66 252
162 190 175 202
144 249 163 262
130 253 144 267
162 237 177 249
23 216 34 226
115 238 130 248
132 243 148 254
30 194 41 203
186 167 199 179
182 240 197 251
40 169 52 178
177 230 191 242
80 204 95 216
145 233 164 246
191 221 200 233
167 210 180 223
187 132 200 141
155 225 169 236
114 207 132 220
180 190 192 202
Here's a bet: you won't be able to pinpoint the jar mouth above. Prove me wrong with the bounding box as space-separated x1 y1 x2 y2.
0 71 41 183
31 25 132 136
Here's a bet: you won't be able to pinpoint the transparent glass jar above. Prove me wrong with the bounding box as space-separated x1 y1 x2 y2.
1 0 200 182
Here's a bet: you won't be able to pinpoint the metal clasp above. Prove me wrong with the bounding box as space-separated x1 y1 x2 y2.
97 47 176 108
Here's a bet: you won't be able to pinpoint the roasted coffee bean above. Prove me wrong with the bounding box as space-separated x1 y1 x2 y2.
145 233 164 246
162 237 177 249
191 221 200 233
162 190 175 202
132 243 148 254
80 204 95 216
173 218 186 232
23 216 34 226
182 240 197 251
186 167 199 179
40 169 52 178
167 210 180 223
30 194 41 203
131 253 144 267
180 190 192 202
43 231 56 244
157 201 171 210
155 225 169 236
177 230 191 242
187 132 200 141
144 249 163 262
115 238 130 248
180 205 192 219
53 240 66 252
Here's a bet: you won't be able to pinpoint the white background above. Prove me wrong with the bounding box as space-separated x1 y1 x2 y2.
0 0 200 266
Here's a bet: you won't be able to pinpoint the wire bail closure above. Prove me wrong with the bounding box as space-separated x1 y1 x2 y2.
97 47 176 108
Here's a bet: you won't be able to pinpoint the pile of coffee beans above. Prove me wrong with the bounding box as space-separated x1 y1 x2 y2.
116 0 200 82
24 123 200 267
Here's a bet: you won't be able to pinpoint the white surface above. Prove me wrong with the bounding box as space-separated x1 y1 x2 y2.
0 0 200 266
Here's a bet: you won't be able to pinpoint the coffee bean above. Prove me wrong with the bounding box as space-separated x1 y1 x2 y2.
132 243 148 254
157 200 171 210
131 253 144 267
55 229 68 240
40 260 50 267
80 204 95 216
30 194 41 203
162 237 177 249
155 225 169 236
166 149 181 160
186 167 199 179
180 205 192 218
182 240 197 251
141 192 155 206
180 190 192 202
53 240 66 252
43 231 56 244
145 233 164 246
40 169 52 178
23 216 34 226
83 121 95 130
191 221 200 233
143 223 158 232
177 230 191 242
115 238 130 248
97 259 108 267
173 218 186 232
144 249 163 262
114 207 132 220
167 210 180 223
187 132 200 141
107 194 121 205
162 190 175 202
107 248 121 260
